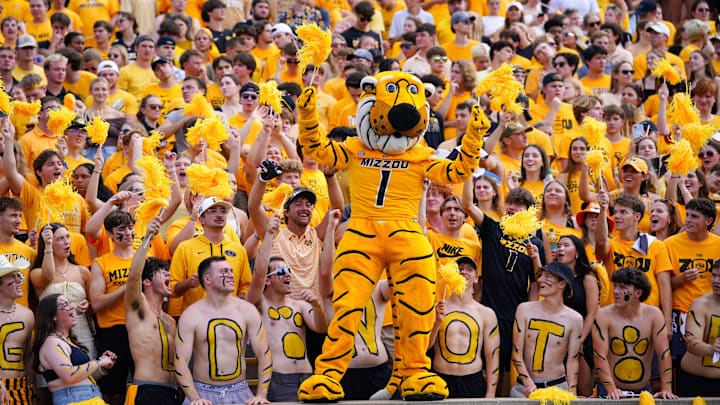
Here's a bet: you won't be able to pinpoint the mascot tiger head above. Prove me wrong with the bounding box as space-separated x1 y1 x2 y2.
356 72 435 155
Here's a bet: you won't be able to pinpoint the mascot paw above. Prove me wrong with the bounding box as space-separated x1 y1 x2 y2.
369 388 392 400
297 87 318 116
297 375 344 403
400 372 448 401
470 105 490 133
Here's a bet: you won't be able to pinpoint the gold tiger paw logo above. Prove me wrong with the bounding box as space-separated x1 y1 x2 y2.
610 326 649 384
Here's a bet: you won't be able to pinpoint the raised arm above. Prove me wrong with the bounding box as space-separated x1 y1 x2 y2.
246 214 281 305
161 152 182 223
125 216 161 309
483 310 500 398
84 149 105 213
85 191 132 240
315 170 344 241
34 226 56 291
247 160 275 239
462 179 485 227
2 118 25 194
296 87 351 170
245 111 273 184
482 111 510 155
594 190 611 262
319 209 340 300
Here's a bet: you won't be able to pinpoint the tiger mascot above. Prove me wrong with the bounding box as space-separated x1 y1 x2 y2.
296 71 489 402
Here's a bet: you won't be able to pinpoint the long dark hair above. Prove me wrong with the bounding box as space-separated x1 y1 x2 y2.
564 136 588 178
559 235 595 278
31 294 86 372
32 223 78 271
520 144 549 185
74 163 113 202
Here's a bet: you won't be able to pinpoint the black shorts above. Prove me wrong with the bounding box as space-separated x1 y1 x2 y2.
497 318 513 372
97 325 134 396
434 369 486 398
340 363 390 400
135 384 181 405
267 372 311 402
676 367 720 397
671 310 687 358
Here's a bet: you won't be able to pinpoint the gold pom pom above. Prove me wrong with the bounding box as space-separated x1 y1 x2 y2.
135 197 169 237
183 93 215 118
41 179 78 222
667 139 698 175
681 122 715 154
142 130 163 156
650 59 681 85
582 117 606 148
10 100 40 118
499 205 543 242
135 155 171 200
185 116 229 151
63 94 75 111
186 164 233 200
584 149 607 171
0 80 12 116
437 261 467 298
296 24 332 76
528 387 577 405
47 107 76 135
476 63 525 113
639 390 655 405
262 183 293 211
668 92 700 127
259 81 283 113
86 116 110 146
693 396 707 405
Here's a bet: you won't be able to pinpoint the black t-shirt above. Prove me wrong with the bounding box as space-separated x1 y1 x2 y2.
341 27 381 50
209 28 232 54
478 215 544 321
424 109 444 149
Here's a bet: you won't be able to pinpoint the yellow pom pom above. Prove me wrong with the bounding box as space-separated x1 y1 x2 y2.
135 197 169 237
668 92 700 127
186 164 233 200
667 139 698 175
10 100 40 118
41 179 78 222
86 116 110 146
0 80 12 116
183 93 215 118
681 122 715 155
262 183 293 211
437 261 467 298
650 58 681 85
528 387 577 405
584 149 606 170
693 396 707 405
47 107 76 135
476 63 525 113
142 130 163 156
186 116 229 151
135 155 171 200
582 117 607 147
499 205 543 242
63 94 75 111
259 81 283 113
296 24 332 76
639 390 655 405
592 262 612 306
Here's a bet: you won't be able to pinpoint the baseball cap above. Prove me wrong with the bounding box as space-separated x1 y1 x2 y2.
67 117 87 130
0 255 29 279
542 72 564 87
647 22 670 37
240 82 260 94
576 201 614 232
284 187 316 210
456 256 477 270
271 23 294 37
623 156 648 174
199 197 233 216
451 11 476 25
134 34 155 46
506 1 523 11
349 48 374 62
97 60 119 74
157 36 176 47
636 0 657 16
639 120 657 133
541 261 574 297
151 56 172 69
500 121 530 139
17 34 37 49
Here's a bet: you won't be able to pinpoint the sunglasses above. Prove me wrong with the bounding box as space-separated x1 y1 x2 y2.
43 106 61 112
147 104 162 110
697 7 710 11
563 32 575 37
588 21 601 26
359 17 372 22
699 150 715 158
266 267 292 277
621 69 634 75
286 58 300 64
433 56 448 62
109 53 121 58
120 128 130 134
553 61 567 67
401 43 413 49
242 93 258 100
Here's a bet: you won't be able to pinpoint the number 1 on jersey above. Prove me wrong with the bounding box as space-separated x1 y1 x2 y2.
375 169 391 207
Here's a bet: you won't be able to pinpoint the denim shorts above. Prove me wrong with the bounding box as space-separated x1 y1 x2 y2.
52 384 102 405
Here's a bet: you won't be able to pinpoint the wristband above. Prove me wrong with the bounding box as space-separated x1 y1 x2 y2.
253 232 260 240
44 250 52 254
167 169 176 174
324 173 335 178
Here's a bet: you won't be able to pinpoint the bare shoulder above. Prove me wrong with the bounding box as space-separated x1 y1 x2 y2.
478 303 498 323
595 305 614 323
15 304 35 326
689 293 713 313
640 303 664 321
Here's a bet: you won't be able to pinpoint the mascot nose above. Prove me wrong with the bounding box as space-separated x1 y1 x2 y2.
388 104 420 131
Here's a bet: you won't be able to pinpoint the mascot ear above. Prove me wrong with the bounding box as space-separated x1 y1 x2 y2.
423 83 435 98
361 76 378 93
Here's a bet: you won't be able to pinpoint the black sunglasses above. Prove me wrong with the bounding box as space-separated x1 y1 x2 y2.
553 61 566 68
242 93 258 100
699 150 715 158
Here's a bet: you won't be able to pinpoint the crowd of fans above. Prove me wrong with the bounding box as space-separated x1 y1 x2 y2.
0 0 719 402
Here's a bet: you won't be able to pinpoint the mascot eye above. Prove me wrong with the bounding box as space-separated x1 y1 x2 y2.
386 83 397 93
407 84 418 94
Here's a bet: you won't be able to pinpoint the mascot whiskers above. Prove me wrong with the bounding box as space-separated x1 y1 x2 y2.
296 71 490 402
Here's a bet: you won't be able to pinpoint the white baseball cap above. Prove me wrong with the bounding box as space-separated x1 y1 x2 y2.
647 22 670 37
199 197 233 216
97 60 119 74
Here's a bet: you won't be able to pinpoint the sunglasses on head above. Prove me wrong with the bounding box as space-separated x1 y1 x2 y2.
266 267 291 277
242 93 258 100
699 150 715 158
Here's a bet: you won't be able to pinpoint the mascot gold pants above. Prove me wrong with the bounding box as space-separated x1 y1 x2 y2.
295 72 488 402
